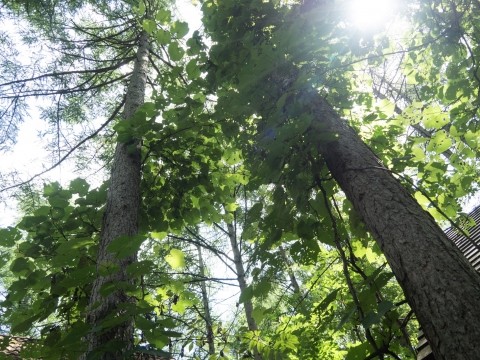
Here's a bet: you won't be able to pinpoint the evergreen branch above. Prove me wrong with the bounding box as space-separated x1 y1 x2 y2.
0 96 126 193
0 72 131 99
0 59 132 88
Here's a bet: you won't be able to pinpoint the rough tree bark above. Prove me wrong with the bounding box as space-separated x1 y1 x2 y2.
196 244 216 356
82 30 149 359
311 93 480 360
226 222 262 360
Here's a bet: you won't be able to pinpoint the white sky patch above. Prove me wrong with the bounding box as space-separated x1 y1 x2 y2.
174 0 203 35
347 0 399 30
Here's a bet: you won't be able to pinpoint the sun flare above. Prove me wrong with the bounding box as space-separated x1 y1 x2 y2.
347 0 399 30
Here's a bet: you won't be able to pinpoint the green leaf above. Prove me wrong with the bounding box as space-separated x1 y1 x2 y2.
151 231 167 240
107 235 145 259
165 248 185 269
315 288 340 313
361 311 380 328
377 300 394 317
0 227 21 247
252 306 267 323
172 21 189 38
12 315 40 334
142 19 156 34
186 59 201 79
10 257 33 275
139 102 156 117
225 202 238 212
156 29 171 45
155 8 171 24
43 182 61 196
126 260 155 277
168 42 184 61
136 316 156 331
239 285 253 304
426 130 452 154
253 279 271 298
144 329 169 349
69 178 90 196
247 203 263 220
421 106 449 129
346 342 372 360
444 83 458 100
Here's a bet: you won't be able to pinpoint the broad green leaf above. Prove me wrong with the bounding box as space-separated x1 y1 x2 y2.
426 130 452 154
172 21 189 38
464 130 479 149
156 29 171 45
43 182 61 196
444 83 458 100
252 306 266 323
346 342 372 360
10 257 33 275
107 235 145 259
315 288 340 313
12 315 40 334
225 202 238 212
172 296 194 314
239 285 254 304
151 231 168 240
0 227 21 247
377 300 394 317
126 260 155 277
168 42 184 61
142 19 156 34
422 106 449 129
186 59 201 79
253 279 271 298
155 8 171 24
411 145 425 161
144 329 169 349
69 178 90 196
165 248 185 269
136 316 156 331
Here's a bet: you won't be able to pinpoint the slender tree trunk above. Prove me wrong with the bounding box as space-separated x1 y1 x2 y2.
196 244 216 356
279 246 301 294
82 30 149 359
311 93 480 360
226 222 262 360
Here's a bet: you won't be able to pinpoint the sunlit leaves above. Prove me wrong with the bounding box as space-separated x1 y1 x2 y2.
346 342 372 360
165 248 185 269
421 105 449 129
426 130 453 154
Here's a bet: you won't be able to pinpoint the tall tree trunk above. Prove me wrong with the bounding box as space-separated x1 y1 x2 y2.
226 222 262 360
196 244 215 356
311 93 480 360
82 30 149 359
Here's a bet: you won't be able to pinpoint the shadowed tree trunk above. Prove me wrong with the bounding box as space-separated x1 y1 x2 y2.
311 93 480 360
81 29 149 359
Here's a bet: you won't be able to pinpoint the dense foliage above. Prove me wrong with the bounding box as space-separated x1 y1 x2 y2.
0 0 479 359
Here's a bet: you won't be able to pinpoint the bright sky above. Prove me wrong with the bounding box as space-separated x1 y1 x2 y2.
346 0 400 30
0 0 204 227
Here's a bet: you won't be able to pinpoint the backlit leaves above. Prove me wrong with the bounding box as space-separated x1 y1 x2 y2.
165 248 185 269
